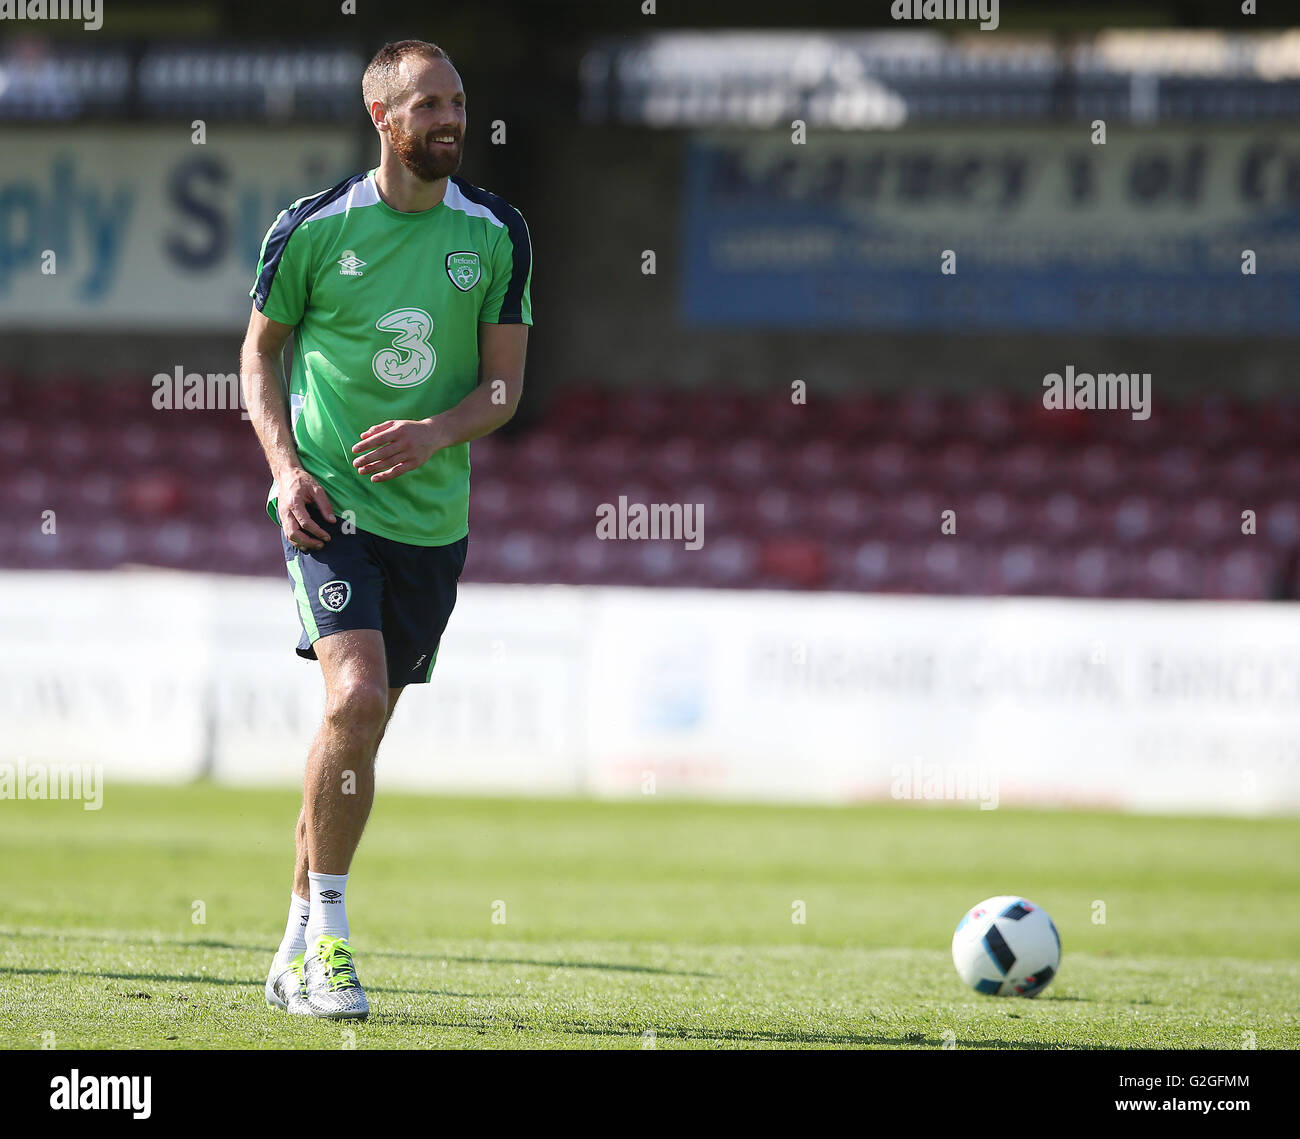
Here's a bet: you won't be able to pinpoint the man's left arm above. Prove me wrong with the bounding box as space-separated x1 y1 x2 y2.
352 321 528 482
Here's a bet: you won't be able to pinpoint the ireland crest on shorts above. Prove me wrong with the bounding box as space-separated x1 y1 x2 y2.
318 580 351 613
446 251 481 292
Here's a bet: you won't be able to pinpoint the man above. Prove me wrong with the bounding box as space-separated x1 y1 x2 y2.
240 39 531 1020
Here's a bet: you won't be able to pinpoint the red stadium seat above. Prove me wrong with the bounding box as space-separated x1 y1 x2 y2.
1204 546 1274 600
884 487 943 539
1105 494 1166 546
1032 491 1091 544
967 391 1020 445
820 395 881 443
990 543 1060 595
1136 546 1204 598
914 540 989 595
1070 443 1125 495
4 380 1289 601
811 488 882 539
1262 500 1300 549
932 440 986 485
967 489 1019 539
1185 495 1240 546
788 438 841 488
1062 544 1130 597
125 471 188 518
758 537 827 589
855 439 915 489
995 441 1054 491
1137 445 1204 496
753 486 803 533
700 535 760 587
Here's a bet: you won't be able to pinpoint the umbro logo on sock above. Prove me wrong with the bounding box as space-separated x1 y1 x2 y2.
320 890 343 901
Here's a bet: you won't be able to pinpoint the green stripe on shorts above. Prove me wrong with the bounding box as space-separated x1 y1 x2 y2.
425 646 439 682
286 554 320 643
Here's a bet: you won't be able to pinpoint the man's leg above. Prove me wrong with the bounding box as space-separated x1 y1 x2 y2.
302 629 389 877
289 631 401 1020
290 684 403 898
268 642 392 1016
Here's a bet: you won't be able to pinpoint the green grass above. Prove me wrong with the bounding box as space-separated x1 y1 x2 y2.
1 784 1298 1049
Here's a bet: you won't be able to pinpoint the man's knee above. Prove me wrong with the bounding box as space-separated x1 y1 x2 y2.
325 676 389 739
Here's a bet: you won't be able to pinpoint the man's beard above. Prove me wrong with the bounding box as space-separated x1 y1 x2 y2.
390 118 463 182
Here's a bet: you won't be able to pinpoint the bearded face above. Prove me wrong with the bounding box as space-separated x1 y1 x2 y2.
388 109 464 182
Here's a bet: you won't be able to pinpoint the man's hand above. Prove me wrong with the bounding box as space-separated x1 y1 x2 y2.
349 324 527 483
351 418 444 482
279 466 336 550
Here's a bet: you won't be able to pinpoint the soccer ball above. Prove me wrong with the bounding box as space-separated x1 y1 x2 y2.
951 895 1061 997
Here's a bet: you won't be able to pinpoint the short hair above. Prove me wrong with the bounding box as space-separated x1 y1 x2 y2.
362 40 454 111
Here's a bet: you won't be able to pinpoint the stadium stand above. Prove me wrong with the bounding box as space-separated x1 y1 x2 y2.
2 371 1289 599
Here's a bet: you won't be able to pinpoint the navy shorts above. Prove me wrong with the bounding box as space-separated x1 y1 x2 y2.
280 510 468 687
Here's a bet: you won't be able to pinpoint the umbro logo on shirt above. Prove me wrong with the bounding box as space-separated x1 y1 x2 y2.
337 251 366 277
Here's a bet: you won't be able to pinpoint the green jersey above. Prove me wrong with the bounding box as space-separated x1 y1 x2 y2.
250 169 533 545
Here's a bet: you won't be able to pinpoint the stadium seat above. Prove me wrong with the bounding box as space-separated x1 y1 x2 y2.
700 535 760 587
1105 494 1167 545
1185 495 1240 545
1138 445 1204 496
932 440 986 484
914 539 989 595
811 488 882 538
1204 546 1276 600
4 378 1291 602
789 438 841 488
1062 544 1130 597
990 543 1060 595
716 436 777 487
758 538 827 589
1032 490 1090 543
856 439 915 488
1137 546 1204 598
1263 501 1300 549
1070 443 1125 495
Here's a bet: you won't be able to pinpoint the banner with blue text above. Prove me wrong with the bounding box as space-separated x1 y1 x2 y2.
0 128 355 330
680 127 1300 335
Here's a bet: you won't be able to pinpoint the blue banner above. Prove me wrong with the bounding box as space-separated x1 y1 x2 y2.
679 129 1300 335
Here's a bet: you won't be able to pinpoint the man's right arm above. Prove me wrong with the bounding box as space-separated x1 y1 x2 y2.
240 307 335 550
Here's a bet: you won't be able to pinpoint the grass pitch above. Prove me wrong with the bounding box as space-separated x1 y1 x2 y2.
1 784 1297 1050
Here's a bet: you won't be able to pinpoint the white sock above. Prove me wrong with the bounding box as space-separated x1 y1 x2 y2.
305 871 350 945
276 892 311 962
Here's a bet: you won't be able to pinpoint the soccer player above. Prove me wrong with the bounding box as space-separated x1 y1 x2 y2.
240 39 531 1019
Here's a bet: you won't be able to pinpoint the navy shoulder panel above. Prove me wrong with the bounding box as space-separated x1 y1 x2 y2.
252 170 370 313
451 176 531 324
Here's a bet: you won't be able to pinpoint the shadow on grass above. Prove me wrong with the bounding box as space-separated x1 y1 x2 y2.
2 928 716 978
408 952 715 978
363 1014 1110 1049
0 965 488 999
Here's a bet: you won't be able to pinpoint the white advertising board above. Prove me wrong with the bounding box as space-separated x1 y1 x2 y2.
4 571 1298 815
